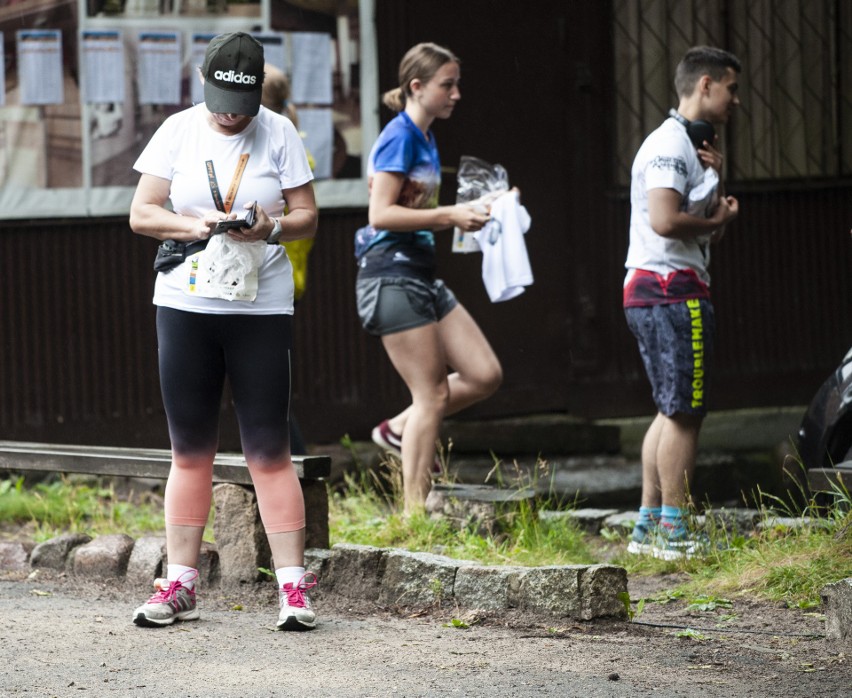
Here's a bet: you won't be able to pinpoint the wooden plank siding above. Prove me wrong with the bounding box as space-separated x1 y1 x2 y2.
0 1 850 449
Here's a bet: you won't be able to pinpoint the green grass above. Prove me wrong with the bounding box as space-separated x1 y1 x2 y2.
330 448 596 566
2 452 850 610
604 478 852 607
330 452 852 608
330 479 596 567
0 474 165 542
684 501 851 606
608 520 851 608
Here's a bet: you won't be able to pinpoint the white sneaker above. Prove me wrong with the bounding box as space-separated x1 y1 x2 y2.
372 420 443 475
133 570 200 627
277 571 318 631
371 420 402 456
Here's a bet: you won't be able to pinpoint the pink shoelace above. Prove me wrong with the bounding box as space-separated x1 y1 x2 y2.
148 569 198 604
281 572 318 608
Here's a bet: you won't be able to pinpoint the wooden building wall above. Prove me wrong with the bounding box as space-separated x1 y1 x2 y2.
1 0 850 449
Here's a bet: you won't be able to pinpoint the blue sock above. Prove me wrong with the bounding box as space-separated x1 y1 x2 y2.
661 505 688 535
637 506 661 527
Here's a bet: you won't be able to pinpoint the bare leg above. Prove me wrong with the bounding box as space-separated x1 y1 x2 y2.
656 412 702 508
163 452 215 570
267 529 306 570
381 322 450 513
640 413 665 509
165 524 205 569
242 454 306 569
386 304 502 439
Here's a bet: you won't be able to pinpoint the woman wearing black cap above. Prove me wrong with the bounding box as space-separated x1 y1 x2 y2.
129 32 318 631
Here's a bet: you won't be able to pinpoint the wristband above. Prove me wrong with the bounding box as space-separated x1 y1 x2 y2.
267 217 282 244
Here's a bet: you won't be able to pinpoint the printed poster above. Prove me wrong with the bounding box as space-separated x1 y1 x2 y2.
17 29 64 105
137 31 181 105
0 32 4 107
290 32 332 105
190 33 218 106
298 108 334 180
82 30 124 103
255 32 287 74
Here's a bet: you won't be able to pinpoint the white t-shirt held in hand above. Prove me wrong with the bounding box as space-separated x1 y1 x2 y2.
475 191 533 303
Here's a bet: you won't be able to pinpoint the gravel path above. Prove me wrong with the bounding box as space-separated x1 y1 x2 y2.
0 571 848 697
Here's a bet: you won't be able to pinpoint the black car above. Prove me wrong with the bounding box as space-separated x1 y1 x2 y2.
797 347 852 470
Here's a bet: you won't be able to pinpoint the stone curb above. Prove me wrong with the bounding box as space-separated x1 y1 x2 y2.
308 544 627 620
0 537 628 622
821 578 852 643
4 505 845 633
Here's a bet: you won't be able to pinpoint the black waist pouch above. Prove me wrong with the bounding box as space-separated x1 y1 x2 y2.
153 239 209 273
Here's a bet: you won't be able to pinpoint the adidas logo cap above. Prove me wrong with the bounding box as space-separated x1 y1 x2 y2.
201 32 264 117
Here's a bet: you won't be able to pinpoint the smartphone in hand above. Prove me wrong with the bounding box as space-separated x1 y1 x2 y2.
214 201 257 234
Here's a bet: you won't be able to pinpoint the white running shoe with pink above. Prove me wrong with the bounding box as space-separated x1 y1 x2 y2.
277 571 318 631
133 569 200 627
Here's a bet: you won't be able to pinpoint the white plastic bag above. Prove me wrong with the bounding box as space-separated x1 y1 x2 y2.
187 234 267 302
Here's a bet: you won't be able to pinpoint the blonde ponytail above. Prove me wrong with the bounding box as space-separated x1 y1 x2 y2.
382 86 406 112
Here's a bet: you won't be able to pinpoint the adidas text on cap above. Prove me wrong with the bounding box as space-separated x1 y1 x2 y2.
201 32 264 117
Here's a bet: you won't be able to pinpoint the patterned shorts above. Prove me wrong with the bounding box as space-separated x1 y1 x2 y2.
625 299 715 417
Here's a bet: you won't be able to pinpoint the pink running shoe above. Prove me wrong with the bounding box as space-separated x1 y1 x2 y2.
277 571 318 631
372 420 443 475
133 569 199 627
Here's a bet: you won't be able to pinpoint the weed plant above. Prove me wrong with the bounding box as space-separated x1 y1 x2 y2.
681 477 852 606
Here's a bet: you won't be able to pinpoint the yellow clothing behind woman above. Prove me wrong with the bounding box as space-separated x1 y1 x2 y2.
282 237 313 301
282 148 316 301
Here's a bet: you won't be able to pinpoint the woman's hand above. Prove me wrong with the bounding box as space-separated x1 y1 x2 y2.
225 201 271 243
130 174 220 241
223 186 317 244
196 211 224 239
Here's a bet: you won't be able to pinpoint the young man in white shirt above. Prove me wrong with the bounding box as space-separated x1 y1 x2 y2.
623 46 741 560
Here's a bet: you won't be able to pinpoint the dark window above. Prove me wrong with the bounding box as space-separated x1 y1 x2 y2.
613 0 852 184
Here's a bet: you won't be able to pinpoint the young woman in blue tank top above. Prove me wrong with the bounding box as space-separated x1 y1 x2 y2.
354 42 503 514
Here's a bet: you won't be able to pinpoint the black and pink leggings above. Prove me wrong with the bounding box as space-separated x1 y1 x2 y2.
156 307 304 534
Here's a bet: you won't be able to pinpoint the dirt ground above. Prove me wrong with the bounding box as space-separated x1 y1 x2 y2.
0 563 848 698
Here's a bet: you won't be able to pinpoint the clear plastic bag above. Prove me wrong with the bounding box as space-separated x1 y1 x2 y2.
452 155 510 253
456 155 509 204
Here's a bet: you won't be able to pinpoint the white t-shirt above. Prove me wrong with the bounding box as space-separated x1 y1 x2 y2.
624 117 718 286
475 191 533 303
133 104 313 315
